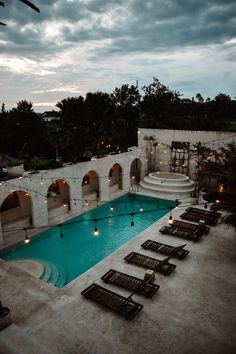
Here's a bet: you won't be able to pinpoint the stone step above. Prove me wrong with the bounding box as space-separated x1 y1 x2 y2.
39 260 67 288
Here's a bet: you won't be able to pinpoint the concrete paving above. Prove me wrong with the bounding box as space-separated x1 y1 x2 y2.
0 202 236 354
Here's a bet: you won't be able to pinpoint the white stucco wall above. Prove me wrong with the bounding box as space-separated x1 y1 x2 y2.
138 129 236 180
0 151 141 241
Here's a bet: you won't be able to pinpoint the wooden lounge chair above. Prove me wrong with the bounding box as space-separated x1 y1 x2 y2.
180 212 218 226
159 225 201 242
81 283 143 320
185 207 221 219
171 219 210 235
101 269 160 298
141 239 189 260
124 252 176 275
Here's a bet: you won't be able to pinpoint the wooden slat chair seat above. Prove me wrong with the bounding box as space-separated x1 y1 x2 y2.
81 283 143 320
159 225 201 242
101 269 160 298
171 219 210 235
185 207 221 219
180 212 218 226
124 252 176 275
141 239 189 260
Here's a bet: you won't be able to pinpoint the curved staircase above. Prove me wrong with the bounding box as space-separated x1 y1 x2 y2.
139 172 195 200
39 260 67 288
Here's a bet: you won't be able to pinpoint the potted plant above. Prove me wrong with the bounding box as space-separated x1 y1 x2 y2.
6 160 24 177
0 301 11 331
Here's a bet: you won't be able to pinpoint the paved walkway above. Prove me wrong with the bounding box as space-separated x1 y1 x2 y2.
0 203 236 354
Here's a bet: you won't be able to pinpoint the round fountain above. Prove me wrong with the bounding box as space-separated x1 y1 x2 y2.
139 171 195 200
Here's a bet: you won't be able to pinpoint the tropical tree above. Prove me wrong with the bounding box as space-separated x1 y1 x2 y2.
221 143 236 229
110 84 141 147
140 77 182 128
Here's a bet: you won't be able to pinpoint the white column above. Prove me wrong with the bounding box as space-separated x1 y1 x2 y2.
99 175 110 201
31 195 48 227
69 182 83 211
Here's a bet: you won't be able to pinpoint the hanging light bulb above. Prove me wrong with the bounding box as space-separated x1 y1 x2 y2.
110 204 114 211
130 213 134 226
85 200 88 206
59 225 64 237
24 228 30 244
139 202 143 212
93 219 99 236
169 211 173 224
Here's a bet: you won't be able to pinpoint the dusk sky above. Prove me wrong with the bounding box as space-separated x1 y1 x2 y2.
0 0 236 112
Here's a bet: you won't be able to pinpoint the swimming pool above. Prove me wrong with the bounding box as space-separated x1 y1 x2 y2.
0 194 175 287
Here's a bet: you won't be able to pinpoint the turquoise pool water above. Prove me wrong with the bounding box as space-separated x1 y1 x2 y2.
0 194 175 287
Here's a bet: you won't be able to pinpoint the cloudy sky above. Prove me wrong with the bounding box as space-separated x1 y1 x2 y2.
0 0 236 112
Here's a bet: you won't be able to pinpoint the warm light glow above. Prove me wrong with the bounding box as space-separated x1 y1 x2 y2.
218 184 224 193
93 228 99 236
85 200 88 206
62 180 66 184
169 214 173 224
63 203 67 207
24 236 30 244
216 199 220 204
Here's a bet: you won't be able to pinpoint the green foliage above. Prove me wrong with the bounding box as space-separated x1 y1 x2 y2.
0 79 235 166
25 157 62 171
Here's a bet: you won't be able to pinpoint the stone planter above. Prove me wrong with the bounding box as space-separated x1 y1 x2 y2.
0 305 11 331
6 164 24 177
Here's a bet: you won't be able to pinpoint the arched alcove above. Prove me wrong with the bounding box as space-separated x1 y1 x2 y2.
130 158 141 183
109 163 122 195
0 190 32 237
82 170 99 203
47 179 70 220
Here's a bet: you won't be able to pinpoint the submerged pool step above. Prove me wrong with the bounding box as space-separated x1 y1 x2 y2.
38 260 67 288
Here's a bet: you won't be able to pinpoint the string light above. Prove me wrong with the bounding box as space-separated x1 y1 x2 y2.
85 200 88 206
59 225 64 238
110 203 114 211
24 228 30 244
139 202 143 212
168 210 173 224
130 213 134 226
93 219 99 236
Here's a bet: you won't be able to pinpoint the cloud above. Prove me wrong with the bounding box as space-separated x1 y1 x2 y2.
0 0 235 111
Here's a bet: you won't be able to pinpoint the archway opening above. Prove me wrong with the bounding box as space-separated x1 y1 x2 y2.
0 190 32 238
109 163 122 196
130 158 141 191
82 170 99 203
47 179 70 220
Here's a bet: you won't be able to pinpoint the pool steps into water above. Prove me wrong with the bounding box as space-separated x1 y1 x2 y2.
38 260 67 288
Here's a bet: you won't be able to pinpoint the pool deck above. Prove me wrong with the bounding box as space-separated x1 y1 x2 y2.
1 198 236 354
